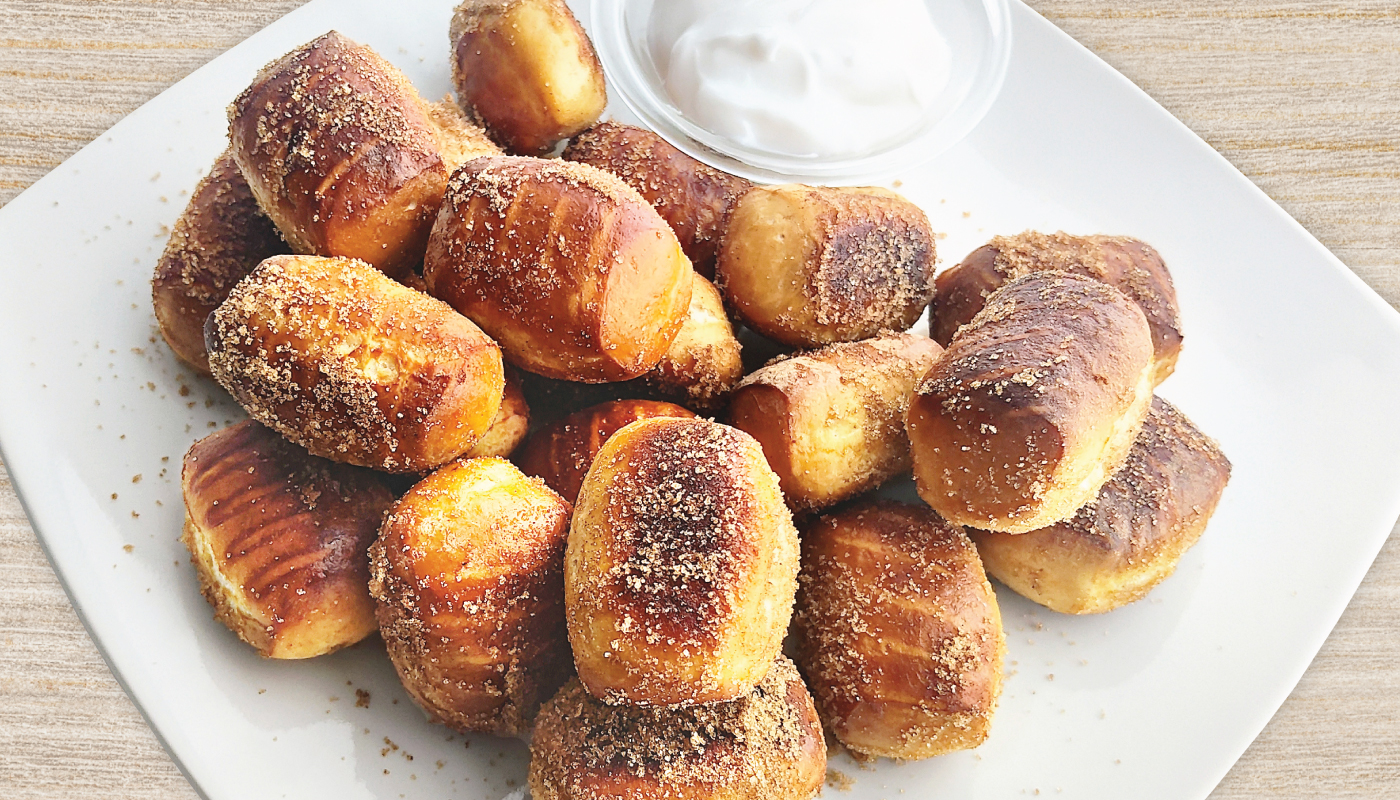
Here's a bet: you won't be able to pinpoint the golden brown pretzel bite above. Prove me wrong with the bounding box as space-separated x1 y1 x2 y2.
424 156 693 382
515 398 697 505
206 254 505 473
794 500 1004 760
563 122 755 279
972 397 1231 614
727 332 943 513
450 0 607 156
181 421 392 659
529 656 825 800
465 368 531 458
932 231 1182 383
641 274 745 411
907 271 1155 533
152 149 287 374
370 457 572 736
566 418 800 707
421 96 504 171
716 184 937 347
229 31 450 280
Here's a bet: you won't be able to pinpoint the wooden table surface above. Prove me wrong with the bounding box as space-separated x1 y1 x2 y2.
2 1 1398 797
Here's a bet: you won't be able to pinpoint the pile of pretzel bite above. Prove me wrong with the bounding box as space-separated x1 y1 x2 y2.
152 2 1232 797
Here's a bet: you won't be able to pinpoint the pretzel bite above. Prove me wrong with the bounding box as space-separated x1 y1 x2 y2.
563 122 754 279
641 274 744 411
516 399 697 504
972 397 1230 614
450 0 607 156
728 333 944 513
181 421 392 659
566 418 800 707
229 31 449 280
424 156 692 382
206 254 505 473
794 500 1003 760
932 232 1182 383
530 656 825 800
716 185 937 347
907 272 1155 533
370 457 572 736
465 369 530 458
152 149 287 374
421 96 504 171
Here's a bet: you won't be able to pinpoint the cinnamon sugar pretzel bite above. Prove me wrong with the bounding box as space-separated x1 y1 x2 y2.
181 421 392 659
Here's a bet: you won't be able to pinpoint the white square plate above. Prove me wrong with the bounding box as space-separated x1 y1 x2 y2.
2 1 1399 799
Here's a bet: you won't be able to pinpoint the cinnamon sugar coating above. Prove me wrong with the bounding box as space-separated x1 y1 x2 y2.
529 656 825 800
908 271 1155 533
369 457 573 736
794 500 1004 760
229 31 448 279
152 149 287 374
566 418 800 707
972 397 1231 614
564 122 754 279
206 254 505 473
932 231 1182 383
727 332 943 513
181 421 392 659
717 185 937 348
515 399 697 505
424 155 693 382
450 0 607 155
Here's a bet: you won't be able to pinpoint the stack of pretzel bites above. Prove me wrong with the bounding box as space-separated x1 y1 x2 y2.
155 1 1231 796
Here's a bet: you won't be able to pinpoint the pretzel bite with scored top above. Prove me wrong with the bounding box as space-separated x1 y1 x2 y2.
972 397 1231 614
370 457 572 736
794 500 1003 760
515 399 697 505
152 149 288 374
932 231 1182 383
529 656 825 800
181 421 392 659
641 274 744 411
229 31 450 280
907 271 1155 533
727 332 943 513
206 254 505 473
424 156 692 382
450 0 607 156
716 185 937 347
563 122 755 279
566 417 800 707
465 369 530 459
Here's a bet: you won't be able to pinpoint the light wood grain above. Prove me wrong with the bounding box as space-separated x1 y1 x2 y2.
1 1 1398 797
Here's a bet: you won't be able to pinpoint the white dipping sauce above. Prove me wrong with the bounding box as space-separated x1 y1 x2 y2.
648 0 952 160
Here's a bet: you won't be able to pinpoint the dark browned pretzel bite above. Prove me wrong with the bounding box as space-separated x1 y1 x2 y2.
181 421 393 659
529 656 825 800
424 156 693 382
515 398 697 505
794 500 1004 760
717 184 937 347
450 0 607 156
563 122 755 279
152 149 287 374
370 457 573 736
932 231 1182 383
907 271 1155 533
230 31 457 280
972 397 1231 614
566 418 800 707
206 254 505 473
727 332 943 513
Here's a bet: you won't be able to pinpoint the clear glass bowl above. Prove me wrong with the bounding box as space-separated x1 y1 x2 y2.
590 0 1014 183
